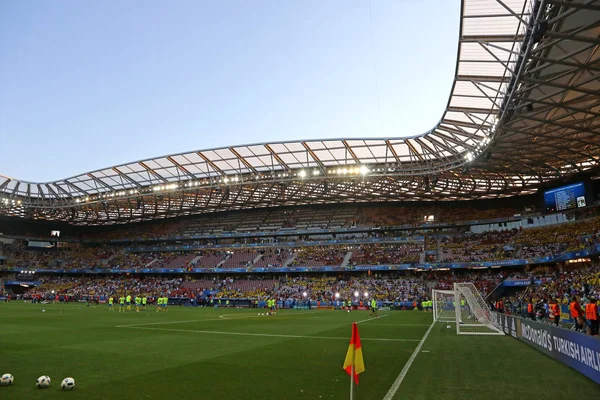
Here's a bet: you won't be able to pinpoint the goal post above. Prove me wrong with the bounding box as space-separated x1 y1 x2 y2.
432 289 455 323
453 283 504 335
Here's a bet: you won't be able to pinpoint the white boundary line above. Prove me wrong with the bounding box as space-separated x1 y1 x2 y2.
117 326 421 342
367 323 431 327
382 321 435 400
355 314 389 324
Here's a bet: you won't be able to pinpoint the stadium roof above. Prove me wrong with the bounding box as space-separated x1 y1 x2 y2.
1 0 599 225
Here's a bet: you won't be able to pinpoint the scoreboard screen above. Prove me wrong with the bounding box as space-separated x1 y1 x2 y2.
544 182 586 212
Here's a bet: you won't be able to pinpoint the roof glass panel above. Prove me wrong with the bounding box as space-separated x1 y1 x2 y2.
214 148 235 159
463 17 520 36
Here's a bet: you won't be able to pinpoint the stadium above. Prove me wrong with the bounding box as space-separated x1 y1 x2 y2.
1 0 600 399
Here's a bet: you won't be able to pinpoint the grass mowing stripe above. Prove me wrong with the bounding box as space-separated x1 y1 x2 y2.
115 319 200 328
383 321 435 400
116 310 319 328
118 326 422 342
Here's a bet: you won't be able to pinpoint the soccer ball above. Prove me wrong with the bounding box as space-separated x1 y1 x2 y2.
42 309 46 313
446 325 451 329
36 375 51 388
61 377 75 391
0 373 14 386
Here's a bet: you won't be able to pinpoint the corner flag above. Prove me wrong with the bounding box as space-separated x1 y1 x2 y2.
343 322 365 385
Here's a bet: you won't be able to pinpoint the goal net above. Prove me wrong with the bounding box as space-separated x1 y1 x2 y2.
432 289 455 323
453 283 503 335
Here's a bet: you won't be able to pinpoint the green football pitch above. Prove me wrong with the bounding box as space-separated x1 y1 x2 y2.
1 302 599 399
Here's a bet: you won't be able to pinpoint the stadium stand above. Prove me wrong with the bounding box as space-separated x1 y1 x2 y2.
348 243 421 265
290 246 347 267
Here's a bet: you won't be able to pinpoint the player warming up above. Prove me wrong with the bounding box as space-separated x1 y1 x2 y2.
369 298 378 318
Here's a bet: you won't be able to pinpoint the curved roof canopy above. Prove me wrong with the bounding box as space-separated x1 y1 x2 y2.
1 0 599 225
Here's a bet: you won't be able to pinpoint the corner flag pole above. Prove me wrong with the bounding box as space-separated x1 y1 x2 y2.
349 363 355 400
343 322 364 399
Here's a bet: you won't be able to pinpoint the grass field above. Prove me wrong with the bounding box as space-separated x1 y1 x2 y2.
1 302 599 399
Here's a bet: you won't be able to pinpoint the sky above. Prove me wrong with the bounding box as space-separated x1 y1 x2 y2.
0 0 460 182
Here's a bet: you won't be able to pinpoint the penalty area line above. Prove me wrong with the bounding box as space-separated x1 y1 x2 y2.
355 314 389 324
382 321 435 400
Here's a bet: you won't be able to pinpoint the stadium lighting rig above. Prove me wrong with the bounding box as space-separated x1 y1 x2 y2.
63 164 374 206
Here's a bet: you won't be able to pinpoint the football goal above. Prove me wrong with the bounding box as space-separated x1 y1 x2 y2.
433 284 503 335
432 289 455 323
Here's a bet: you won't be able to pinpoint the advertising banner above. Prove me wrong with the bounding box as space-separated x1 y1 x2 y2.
492 312 600 384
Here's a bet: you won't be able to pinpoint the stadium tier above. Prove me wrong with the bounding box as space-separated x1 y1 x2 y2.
1 206 599 272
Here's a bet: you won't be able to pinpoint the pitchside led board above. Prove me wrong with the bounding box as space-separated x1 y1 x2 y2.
492 312 600 384
543 182 587 213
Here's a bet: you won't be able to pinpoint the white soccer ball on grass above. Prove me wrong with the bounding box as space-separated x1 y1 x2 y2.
446 325 451 329
61 377 75 391
36 375 51 388
1 373 14 386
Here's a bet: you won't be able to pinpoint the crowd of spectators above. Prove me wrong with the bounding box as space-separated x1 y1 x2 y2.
439 230 518 263
0 203 545 242
356 206 521 228
31 276 188 299
515 217 600 258
495 264 600 335
2 212 599 272
289 246 347 267
273 275 428 303
348 243 421 265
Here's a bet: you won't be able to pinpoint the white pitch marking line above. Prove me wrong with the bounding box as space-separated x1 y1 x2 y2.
117 326 421 342
368 323 431 327
382 321 435 400
355 314 389 324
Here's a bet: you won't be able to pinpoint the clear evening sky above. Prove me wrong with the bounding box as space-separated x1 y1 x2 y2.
0 1 459 182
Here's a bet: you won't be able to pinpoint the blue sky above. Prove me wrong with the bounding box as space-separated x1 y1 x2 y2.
0 0 459 182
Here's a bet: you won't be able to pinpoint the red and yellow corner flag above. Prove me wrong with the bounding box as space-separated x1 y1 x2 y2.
343 322 365 385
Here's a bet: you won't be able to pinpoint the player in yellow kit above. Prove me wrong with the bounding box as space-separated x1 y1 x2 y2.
118 296 125 312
